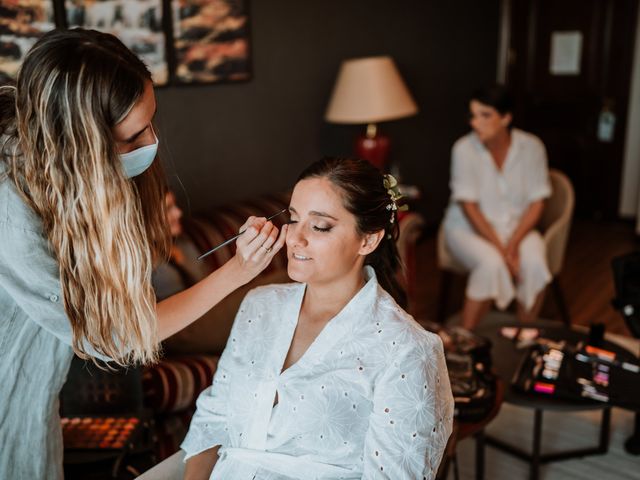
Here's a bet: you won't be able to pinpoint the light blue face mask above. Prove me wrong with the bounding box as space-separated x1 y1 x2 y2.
120 132 159 178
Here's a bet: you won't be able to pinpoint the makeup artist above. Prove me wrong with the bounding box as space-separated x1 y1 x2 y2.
0 29 287 480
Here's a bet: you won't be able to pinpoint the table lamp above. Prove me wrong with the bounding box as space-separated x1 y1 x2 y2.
325 56 418 170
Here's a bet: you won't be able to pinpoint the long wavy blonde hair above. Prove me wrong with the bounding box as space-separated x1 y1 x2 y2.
0 29 170 365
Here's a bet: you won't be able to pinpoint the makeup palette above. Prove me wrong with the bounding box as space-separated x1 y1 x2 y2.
512 340 640 408
61 416 140 450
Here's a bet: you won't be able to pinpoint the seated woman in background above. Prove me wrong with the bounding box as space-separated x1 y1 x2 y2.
181 157 454 480
444 85 552 330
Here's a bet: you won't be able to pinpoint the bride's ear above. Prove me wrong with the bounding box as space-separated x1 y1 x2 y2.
359 229 385 255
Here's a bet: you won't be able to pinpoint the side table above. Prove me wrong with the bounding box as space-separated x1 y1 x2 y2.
476 317 638 480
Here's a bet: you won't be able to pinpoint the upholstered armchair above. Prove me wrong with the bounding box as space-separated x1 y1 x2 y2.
436 168 575 324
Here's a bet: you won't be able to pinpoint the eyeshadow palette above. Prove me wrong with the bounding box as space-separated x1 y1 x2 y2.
61 416 140 450
512 341 640 409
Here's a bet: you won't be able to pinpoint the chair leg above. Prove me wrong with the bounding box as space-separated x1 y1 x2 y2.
624 412 640 454
475 429 485 480
599 407 611 453
435 431 457 480
550 277 571 326
437 271 454 324
530 409 543 480
453 452 460 480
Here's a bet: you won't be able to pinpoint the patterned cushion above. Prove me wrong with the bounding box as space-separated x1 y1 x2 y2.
143 355 218 414
142 355 219 459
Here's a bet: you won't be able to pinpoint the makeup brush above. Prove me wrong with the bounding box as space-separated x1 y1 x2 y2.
197 208 288 260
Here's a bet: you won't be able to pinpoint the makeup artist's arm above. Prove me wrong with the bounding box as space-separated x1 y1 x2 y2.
156 218 288 341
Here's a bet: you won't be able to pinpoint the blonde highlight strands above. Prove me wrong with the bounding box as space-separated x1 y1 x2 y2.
2 29 170 366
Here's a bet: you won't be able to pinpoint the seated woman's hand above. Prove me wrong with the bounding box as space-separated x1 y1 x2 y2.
232 216 288 283
504 245 520 280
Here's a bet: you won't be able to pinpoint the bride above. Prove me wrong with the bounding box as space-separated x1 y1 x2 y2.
181 157 453 479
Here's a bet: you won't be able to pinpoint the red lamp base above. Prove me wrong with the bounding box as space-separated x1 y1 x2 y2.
354 124 390 171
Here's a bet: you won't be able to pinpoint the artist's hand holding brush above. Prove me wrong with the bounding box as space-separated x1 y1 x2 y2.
231 216 289 284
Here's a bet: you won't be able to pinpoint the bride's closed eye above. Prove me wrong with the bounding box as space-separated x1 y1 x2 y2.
286 218 333 233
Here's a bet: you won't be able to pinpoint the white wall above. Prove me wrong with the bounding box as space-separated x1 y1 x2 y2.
619 5 640 229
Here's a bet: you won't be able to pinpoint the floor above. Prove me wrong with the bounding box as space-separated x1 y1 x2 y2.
410 219 639 337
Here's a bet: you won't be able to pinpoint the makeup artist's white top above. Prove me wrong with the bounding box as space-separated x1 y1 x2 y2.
181 267 454 480
0 164 110 480
443 129 551 242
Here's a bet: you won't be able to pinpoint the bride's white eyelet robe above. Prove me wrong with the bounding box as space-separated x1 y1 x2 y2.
181 267 454 479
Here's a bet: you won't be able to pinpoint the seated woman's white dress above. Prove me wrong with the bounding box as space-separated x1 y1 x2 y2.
181 266 454 480
443 129 552 310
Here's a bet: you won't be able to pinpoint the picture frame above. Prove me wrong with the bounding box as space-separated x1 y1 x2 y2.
0 0 56 81
170 0 251 85
65 0 169 85
0 0 252 86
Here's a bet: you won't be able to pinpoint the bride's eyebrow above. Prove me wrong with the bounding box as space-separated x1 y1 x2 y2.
288 206 338 221
310 211 338 220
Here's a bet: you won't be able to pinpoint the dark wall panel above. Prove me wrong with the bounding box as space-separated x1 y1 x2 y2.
155 0 500 224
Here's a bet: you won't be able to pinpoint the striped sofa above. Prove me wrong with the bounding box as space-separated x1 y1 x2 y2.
142 192 426 459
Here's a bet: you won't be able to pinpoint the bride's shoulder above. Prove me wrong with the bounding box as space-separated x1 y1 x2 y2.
374 288 443 348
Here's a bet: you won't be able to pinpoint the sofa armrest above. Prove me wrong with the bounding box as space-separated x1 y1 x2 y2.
397 212 426 302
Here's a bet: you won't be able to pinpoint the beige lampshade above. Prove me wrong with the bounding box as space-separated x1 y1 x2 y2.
325 56 418 124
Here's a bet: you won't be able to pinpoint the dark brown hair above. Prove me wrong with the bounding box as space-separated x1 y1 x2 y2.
297 157 407 308
470 84 513 115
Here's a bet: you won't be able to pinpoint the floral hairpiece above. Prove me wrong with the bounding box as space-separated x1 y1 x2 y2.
383 174 408 224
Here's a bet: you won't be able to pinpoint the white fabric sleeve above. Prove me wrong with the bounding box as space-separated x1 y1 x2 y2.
450 143 478 202
361 333 454 480
0 222 111 361
180 292 255 460
527 139 552 203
